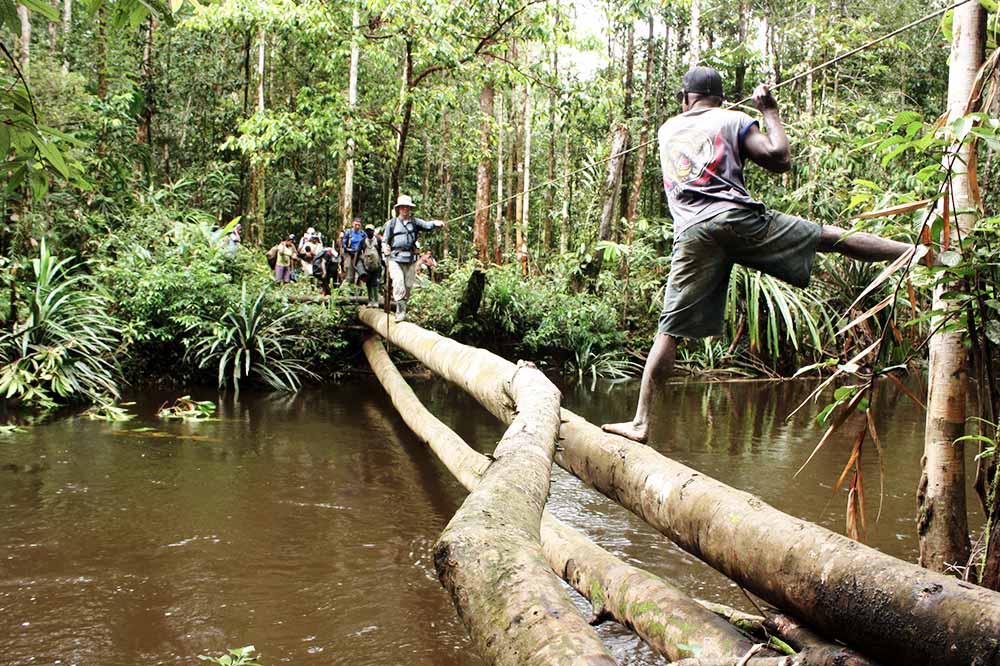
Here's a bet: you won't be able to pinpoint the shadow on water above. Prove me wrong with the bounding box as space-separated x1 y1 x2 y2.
0 376 984 665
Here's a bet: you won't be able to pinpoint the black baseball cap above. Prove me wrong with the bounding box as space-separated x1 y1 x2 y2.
682 66 724 97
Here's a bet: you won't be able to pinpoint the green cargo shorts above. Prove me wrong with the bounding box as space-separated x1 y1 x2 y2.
658 207 822 339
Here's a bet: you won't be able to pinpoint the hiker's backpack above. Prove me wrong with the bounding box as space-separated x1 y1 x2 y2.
312 252 326 275
361 241 381 271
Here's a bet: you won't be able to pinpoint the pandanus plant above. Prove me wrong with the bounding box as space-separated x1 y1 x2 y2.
187 284 314 393
0 241 122 409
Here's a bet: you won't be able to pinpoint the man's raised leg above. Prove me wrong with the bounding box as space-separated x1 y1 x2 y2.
818 226 911 262
602 334 677 443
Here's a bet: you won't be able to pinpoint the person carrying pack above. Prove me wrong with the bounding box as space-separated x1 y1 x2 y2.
381 194 444 321
342 217 367 287
314 245 339 296
360 224 383 308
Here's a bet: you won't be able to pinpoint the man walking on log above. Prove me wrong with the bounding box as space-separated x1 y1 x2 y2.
603 66 913 444
382 194 444 322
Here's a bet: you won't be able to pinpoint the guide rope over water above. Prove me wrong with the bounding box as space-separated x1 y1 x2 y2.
442 0 976 227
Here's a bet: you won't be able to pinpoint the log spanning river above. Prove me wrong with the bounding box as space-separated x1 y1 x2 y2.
0 377 984 665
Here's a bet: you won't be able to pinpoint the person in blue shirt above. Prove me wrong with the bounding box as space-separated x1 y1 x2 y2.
342 217 367 287
382 194 443 321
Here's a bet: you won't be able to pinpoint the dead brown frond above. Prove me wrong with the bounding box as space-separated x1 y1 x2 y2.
795 388 868 477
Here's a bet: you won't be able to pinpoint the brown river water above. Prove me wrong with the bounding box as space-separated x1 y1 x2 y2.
0 377 984 665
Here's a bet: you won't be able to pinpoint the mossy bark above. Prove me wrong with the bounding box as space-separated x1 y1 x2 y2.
358 326 614 665
358 311 1000 666
362 334 754 662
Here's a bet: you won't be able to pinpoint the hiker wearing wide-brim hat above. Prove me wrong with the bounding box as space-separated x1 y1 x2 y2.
393 194 417 211
382 194 445 321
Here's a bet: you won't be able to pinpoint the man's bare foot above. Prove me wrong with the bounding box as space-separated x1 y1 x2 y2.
601 421 648 444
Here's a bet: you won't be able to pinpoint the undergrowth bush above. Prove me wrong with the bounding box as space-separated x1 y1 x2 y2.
0 242 121 409
411 262 627 374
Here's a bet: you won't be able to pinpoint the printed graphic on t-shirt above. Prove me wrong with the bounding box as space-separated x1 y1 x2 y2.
662 126 725 192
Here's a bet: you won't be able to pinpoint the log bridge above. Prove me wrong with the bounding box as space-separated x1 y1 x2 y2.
358 308 1000 666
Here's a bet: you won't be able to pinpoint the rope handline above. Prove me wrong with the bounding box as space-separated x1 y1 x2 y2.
443 0 974 227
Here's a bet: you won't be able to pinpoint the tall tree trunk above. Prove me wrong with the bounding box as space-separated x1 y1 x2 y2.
617 23 635 235
805 3 815 117
249 29 266 244
626 16 655 228
505 84 518 257
518 79 533 267
17 5 30 81
559 132 570 254
917 0 984 573
494 89 504 264
342 2 360 227
60 0 70 74
442 160 453 260
420 132 431 207
474 74 495 263
592 124 629 274
514 87 525 256
47 20 56 54
137 16 157 152
734 0 747 98
688 0 700 66
391 39 414 205
543 31 557 254
96 6 107 99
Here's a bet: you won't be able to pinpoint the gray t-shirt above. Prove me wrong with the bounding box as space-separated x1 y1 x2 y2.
658 107 764 237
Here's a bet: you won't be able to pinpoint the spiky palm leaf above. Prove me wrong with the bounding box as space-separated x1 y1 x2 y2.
188 285 315 393
0 241 122 408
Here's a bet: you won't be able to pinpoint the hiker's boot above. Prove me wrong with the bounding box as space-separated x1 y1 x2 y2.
395 300 407 322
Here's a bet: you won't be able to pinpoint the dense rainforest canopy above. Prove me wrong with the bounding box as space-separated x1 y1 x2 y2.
1 0 999 584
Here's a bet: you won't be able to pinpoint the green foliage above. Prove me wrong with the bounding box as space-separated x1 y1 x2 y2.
83 401 136 421
97 207 268 382
198 645 262 666
0 241 121 409
412 261 630 375
157 395 216 420
186 285 315 392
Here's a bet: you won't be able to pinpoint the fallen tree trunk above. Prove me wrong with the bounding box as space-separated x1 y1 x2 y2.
362 335 756 662
671 647 875 666
358 311 1000 666
696 601 875 666
362 330 615 665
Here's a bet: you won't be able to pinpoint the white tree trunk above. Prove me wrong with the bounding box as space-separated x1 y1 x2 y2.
495 90 505 263
688 0 700 66
61 0 70 74
342 3 360 227
17 4 30 80
520 79 533 255
918 0 985 572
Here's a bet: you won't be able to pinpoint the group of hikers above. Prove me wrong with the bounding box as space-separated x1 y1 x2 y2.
263 194 444 321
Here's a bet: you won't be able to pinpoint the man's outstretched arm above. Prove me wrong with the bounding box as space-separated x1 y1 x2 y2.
741 84 791 173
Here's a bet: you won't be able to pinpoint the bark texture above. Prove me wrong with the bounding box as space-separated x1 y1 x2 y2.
358 322 614 665
358 314 1000 666
341 3 360 227
918 0 984 573
361 333 756 663
474 80 495 263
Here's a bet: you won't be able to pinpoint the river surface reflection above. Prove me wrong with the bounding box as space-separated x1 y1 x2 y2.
0 377 984 665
